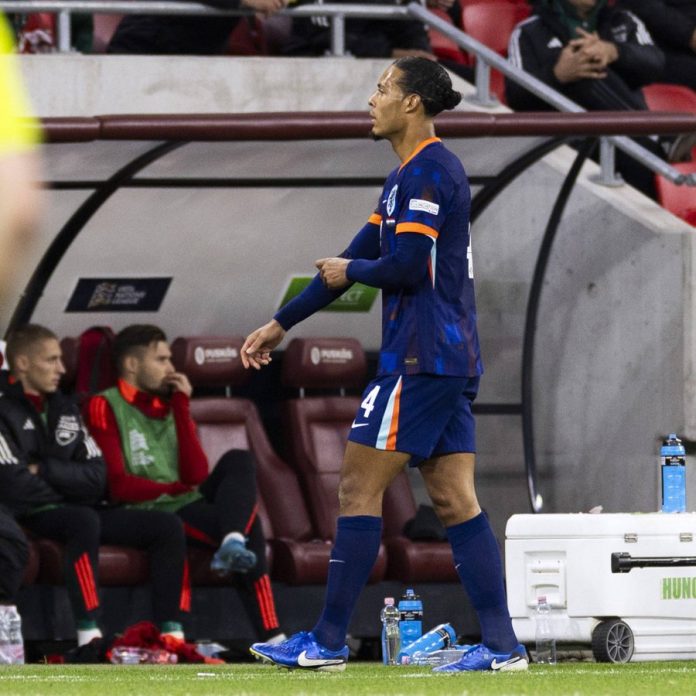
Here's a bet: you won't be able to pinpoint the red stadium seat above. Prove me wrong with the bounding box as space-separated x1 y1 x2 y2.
281 336 454 582
643 85 696 162
428 8 469 65
171 335 351 585
643 83 696 114
461 1 530 102
60 326 116 403
655 162 696 227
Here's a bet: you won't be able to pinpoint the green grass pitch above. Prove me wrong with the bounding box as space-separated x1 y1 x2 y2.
0 662 695 696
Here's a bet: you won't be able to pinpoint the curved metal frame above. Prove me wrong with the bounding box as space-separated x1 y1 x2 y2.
7 140 185 331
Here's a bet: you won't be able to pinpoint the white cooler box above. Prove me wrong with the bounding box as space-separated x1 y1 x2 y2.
505 513 696 662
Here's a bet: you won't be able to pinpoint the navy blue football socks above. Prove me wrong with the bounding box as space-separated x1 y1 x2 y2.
447 511 518 653
312 515 382 651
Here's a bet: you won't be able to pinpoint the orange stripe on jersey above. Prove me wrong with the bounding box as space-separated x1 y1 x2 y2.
396 222 439 238
368 213 382 225
385 379 402 451
399 137 441 172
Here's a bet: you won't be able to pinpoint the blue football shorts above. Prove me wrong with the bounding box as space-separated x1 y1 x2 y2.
347 374 480 464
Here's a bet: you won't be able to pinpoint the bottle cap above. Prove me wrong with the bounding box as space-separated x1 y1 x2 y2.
537 595 547 603
384 597 395 605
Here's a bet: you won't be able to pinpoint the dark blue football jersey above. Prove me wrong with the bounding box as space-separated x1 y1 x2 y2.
372 137 483 377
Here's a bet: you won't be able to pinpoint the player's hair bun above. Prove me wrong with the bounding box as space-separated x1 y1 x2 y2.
394 57 462 116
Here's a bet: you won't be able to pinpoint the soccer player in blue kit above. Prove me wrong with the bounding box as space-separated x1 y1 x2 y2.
242 57 528 674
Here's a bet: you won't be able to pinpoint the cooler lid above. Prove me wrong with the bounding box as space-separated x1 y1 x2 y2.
505 512 696 539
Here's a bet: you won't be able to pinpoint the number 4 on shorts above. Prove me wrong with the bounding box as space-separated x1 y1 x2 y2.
360 385 380 418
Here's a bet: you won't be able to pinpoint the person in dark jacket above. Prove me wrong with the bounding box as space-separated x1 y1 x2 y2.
506 0 668 198
107 0 288 55
621 0 696 91
283 0 437 60
0 324 189 646
0 507 28 609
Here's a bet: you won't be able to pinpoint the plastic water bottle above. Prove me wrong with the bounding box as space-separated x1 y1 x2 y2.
0 606 23 664
661 433 686 513
408 645 469 666
8 606 24 665
397 623 457 664
380 597 401 666
0 605 11 664
398 589 423 649
110 646 177 664
535 596 556 665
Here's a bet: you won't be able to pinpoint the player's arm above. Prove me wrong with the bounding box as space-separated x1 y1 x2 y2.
38 413 107 505
170 391 209 486
0 420 61 510
86 395 192 503
242 217 381 368
274 219 381 329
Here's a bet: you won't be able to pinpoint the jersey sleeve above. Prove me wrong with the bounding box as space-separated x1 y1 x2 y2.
394 160 455 240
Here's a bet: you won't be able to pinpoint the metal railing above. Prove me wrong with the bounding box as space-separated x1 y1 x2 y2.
3 0 695 186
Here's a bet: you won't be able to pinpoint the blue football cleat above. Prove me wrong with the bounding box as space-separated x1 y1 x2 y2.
210 537 257 576
250 631 349 672
433 643 529 673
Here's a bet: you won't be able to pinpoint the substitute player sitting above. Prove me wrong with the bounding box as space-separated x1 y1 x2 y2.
243 57 528 673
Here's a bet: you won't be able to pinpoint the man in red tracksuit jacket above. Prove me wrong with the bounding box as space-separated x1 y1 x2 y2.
85 324 284 646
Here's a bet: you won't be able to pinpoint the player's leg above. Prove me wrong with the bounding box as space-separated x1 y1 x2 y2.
0 511 28 605
20 506 102 645
98 507 188 638
250 441 409 670
198 449 258 574
177 497 284 643
422 454 527 672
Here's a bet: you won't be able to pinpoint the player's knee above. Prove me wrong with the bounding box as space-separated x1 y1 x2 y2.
337 476 380 515
430 491 479 527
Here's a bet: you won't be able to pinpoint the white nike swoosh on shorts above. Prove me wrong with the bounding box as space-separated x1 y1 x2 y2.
297 650 345 667
351 422 369 428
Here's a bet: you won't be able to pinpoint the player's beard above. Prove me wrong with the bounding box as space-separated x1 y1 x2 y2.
370 130 383 142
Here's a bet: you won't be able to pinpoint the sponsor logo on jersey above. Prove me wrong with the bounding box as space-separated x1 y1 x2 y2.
23 418 35 430
194 345 238 365
56 414 80 446
386 185 398 216
409 198 439 215
129 429 155 467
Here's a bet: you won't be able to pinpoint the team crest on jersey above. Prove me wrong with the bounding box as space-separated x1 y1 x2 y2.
386 185 398 216
55 415 79 446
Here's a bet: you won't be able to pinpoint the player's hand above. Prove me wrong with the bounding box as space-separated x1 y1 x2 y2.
316 257 351 290
572 29 618 68
553 43 608 83
241 319 285 370
164 372 193 398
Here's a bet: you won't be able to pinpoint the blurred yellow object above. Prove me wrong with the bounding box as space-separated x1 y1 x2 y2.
0 13 40 153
